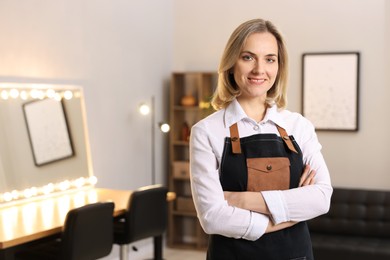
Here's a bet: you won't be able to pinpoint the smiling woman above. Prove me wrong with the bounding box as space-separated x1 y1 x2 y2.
189 18 332 260
0 83 95 203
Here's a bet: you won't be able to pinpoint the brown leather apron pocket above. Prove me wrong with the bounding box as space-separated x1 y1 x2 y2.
246 157 290 191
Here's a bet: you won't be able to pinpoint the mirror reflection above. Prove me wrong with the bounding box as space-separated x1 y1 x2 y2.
0 83 94 203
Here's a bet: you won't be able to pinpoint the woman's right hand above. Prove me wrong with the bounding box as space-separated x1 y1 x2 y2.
265 220 297 233
299 164 316 187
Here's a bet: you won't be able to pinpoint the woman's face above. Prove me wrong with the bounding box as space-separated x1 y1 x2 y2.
233 32 279 101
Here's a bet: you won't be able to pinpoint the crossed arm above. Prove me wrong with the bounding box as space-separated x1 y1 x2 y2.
224 164 316 233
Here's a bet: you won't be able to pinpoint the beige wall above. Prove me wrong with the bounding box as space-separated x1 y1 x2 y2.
0 1 174 194
173 0 390 189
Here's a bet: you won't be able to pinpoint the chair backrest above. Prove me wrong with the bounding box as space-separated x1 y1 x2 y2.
125 184 168 243
61 201 115 260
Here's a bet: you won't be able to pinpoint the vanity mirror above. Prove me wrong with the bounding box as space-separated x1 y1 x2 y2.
0 83 95 203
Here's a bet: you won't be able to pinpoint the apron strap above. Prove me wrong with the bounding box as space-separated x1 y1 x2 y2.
276 125 298 154
229 123 242 154
229 123 298 154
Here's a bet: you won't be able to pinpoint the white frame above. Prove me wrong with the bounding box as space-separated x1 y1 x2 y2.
23 98 74 166
302 52 360 131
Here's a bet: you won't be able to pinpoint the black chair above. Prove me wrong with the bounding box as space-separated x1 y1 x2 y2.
114 184 168 260
15 201 115 260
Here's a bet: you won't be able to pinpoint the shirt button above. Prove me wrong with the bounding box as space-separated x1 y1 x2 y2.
253 125 260 131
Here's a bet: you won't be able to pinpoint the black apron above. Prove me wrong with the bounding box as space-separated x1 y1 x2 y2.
207 123 313 260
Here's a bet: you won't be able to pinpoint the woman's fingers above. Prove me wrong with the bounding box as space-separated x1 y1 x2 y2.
299 165 316 187
299 165 310 186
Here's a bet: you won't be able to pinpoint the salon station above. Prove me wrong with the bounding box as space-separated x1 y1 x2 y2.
0 85 175 260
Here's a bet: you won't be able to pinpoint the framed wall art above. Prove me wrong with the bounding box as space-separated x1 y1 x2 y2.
302 52 360 131
23 98 74 166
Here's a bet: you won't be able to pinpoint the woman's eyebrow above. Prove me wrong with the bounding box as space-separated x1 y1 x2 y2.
241 51 278 58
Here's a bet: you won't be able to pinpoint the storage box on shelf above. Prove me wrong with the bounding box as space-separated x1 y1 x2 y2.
168 72 217 250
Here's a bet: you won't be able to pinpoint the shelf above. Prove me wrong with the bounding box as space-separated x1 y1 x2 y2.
168 71 217 250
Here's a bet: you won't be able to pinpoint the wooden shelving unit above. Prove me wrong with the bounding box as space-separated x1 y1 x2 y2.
167 72 217 250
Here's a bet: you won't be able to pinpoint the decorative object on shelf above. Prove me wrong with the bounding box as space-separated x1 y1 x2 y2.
302 52 360 131
180 94 196 107
199 101 211 109
138 96 169 185
181 122 190 142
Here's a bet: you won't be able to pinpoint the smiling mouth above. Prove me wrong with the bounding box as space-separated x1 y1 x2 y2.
248 78 265 84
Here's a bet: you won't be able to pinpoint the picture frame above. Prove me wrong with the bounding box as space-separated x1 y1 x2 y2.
302 52 360 131
23 98 74 166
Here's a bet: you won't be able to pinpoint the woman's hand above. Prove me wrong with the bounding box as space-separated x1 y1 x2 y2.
224 191 269 214
265 220 297 233
299 164 316 187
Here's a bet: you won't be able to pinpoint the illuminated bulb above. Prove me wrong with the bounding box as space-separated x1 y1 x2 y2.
9 89 19 99
42 183 54 195
74 177 86 188
11 190 19 200
30 89 39 99
54 93 62 101
89 176 98 185
1 90 9 100
20 91 28 100
30 187 38 196
3 192 13 202
37 90 45 99
139 103 150 115
23 189 33 198
46 89 56 99
160 123 170 133
63 90 73 100
59 180 71 191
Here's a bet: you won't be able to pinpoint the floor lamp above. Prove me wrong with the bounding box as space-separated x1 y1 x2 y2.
139 96 170 184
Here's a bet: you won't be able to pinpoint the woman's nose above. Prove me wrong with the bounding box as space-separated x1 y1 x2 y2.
252 61 265 74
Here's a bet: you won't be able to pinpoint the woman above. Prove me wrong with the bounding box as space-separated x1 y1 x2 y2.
189 18 332 260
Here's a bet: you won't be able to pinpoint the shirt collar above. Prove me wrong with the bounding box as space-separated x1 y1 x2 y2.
224 99 287 129
224 99 247 128
264 105 288 129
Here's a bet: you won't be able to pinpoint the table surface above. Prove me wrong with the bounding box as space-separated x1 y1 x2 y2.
0 188 175 249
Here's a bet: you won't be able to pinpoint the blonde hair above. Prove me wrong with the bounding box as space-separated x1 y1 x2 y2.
211 18 289 110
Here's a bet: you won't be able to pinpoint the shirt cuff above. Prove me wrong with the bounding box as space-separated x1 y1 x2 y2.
241 211 269 241
261 190 289 224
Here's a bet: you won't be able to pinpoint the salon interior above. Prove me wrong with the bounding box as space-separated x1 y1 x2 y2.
0 1 389 260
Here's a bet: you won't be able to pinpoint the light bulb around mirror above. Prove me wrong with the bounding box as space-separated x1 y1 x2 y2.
20 91 28 100
46 89 56 99
10 89 19 99
63 90 73 100
1 90 9 100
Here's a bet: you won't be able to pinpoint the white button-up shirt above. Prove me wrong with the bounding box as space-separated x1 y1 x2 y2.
190 99 332 241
